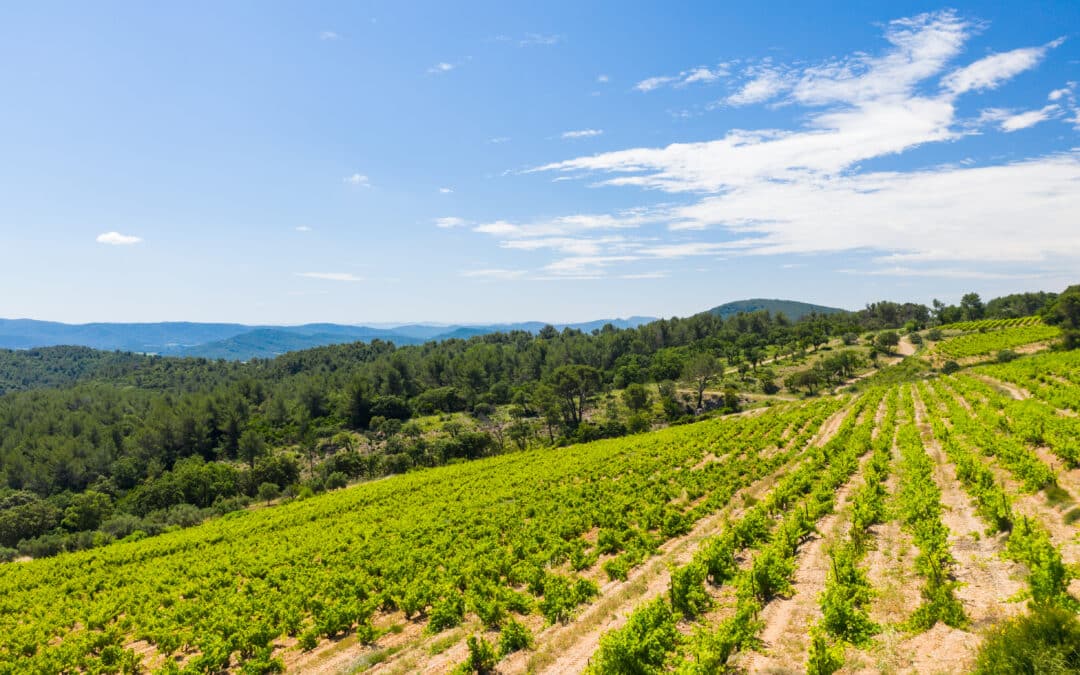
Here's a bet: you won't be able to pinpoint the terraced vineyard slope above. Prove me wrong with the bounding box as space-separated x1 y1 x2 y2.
4 350 1080 674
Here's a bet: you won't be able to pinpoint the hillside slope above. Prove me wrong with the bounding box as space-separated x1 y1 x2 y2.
6 349 1080 672
708 298 846 320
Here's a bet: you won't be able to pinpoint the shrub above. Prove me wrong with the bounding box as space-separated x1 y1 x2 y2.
427 592 466 633
591 597 679 674
498 619 534 657
325 472 348 490
454 635 497 674
974 607 1080 674
997 349 1019 363
942 360 961 374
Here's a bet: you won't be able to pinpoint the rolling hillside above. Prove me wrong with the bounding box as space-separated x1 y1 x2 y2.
5 346 1080 673
707 298 847 320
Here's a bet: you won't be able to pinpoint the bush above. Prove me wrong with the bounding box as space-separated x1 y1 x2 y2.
942 360 961 374
455 635 497 674
427 592 466 633
591 597 679 674
498 619 534 657
325 472 348 490
997 349 1019 363
974 607 1080 674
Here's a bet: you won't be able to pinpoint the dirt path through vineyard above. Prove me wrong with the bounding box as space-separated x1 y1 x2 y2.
895 386 1025 672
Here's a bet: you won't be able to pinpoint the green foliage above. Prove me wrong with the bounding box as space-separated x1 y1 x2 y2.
669 562 710 619
497 619 533 657
453 635 497 675
935 324 1060 360
427 592 466 633
589 597 680 675
974 607 1080 674
805 628 844 675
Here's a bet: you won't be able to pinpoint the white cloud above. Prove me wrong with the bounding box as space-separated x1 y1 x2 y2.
319 31 340 41
597 74 610 83
295 226 312 232
438 187 454 194
977 105 1060 131
726 67 790 105
664 153 1080 264
296 272 364 282
1000 105 1060 131
561 129 604 139
635 64 728 92
1048 83 1075 101
635 76 678 92
344 173 370 187
467 11 1079 280
683 67 726 85
96 231 142 245
435 217 466 229
428 62 455 74
487 136 511 144
942 38 1063 95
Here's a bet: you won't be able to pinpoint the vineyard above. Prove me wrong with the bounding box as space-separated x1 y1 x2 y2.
932 324 1060 361
937 316 1045 332
4 350 1080 673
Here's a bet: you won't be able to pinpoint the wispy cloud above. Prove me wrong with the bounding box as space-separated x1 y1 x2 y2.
435 217 467 229
635 64 729 92
942 38 1064 94
463 10 1078 281
561 129 603 139
597 74 610 83
977 105 1060 132
296 272 364 282
520 33 561 46
319 31 340 41
428 62 455 74
438 187 454 194
96 231 142 245
487 136 511 144
295 225 312 232
726 66 790 105
343 173 370 187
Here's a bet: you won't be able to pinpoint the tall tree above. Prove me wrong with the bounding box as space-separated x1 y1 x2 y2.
548 365 601 428
683 352 717 411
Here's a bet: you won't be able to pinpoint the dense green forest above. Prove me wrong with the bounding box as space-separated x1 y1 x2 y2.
0 289 1072 561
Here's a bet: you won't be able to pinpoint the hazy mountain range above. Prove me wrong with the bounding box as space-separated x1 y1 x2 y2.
0 299 843 360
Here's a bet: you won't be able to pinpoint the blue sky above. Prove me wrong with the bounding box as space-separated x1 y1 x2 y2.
1 2 1078 324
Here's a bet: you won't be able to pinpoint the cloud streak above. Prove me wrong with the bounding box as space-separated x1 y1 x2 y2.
96 231 142 245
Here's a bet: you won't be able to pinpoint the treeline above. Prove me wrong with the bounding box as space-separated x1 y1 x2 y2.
0 288 1071 559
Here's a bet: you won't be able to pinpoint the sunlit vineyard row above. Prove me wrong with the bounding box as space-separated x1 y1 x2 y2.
937 315 1044 331
932 324 1060 360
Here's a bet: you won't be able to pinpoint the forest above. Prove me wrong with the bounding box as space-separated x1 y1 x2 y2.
0 289 1073 562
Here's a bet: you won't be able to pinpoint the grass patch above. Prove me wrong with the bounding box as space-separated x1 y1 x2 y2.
428 631 461 656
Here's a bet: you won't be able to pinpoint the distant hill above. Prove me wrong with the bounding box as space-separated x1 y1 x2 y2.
0 316 658 361
176 328 425 359
707 299 847 321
